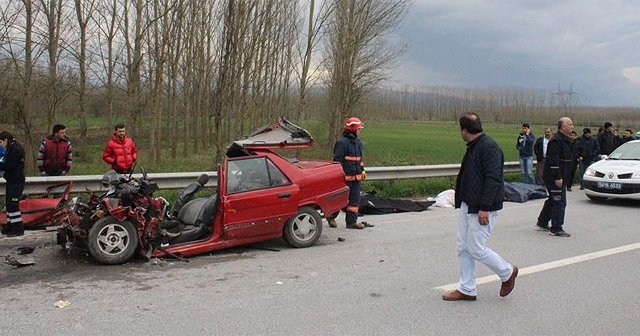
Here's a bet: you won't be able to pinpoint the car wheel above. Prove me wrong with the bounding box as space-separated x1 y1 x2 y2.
88 216 139 264
283 206 323 248
586 194 607 202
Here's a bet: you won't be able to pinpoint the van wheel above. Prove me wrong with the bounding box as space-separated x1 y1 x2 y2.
283 206 323 248
88 216 138 264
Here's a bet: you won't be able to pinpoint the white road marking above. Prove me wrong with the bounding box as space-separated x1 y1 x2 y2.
433 242 640 292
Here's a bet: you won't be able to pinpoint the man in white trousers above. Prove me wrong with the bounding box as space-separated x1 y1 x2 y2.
442 112 518 301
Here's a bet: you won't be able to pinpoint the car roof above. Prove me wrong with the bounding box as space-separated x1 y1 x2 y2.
226 117 314 157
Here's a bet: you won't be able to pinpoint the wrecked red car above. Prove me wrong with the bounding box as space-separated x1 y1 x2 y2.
56 118 349 264
0 182 73 230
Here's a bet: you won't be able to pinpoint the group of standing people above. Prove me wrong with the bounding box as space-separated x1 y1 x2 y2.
518 121 636 191
596 122 636 157
1 123 138 237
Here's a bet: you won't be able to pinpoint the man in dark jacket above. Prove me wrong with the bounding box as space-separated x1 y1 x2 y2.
37 124 73 176
575 128 599 190
621 128 634 144
326 117 372 230
0 132 26 237
533 127 552 185
598 122 616 156
442 112 517 301
536 117 574 237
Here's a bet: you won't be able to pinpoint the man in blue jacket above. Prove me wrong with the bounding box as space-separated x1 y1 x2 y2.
443 112 518 301
516 123 536 184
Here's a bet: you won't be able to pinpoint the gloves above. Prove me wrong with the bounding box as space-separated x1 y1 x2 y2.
361 171 367 180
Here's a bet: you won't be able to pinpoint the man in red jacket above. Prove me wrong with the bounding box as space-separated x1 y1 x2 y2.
102 124 138 174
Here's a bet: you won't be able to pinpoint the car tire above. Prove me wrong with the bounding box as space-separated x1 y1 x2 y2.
283 206 323 248
88 216 139 264
586 194 607 202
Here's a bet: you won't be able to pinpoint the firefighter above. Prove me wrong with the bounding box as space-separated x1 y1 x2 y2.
327 117 373 229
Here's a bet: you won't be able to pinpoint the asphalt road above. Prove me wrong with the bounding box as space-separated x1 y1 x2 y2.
1 190 639 336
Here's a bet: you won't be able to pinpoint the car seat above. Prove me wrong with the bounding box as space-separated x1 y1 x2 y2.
169 174 209 218
170 194 218 244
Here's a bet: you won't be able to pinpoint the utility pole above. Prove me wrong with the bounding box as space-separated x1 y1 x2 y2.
555 82 578 115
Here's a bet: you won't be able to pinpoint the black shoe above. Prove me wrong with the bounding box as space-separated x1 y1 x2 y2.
3 224 24 237
361 221 375 228
567 187 572 191
0 225 8 235
579 186 584 190
5 230 24 237
550 230 571 237
346 222 365 229
536 222 550 231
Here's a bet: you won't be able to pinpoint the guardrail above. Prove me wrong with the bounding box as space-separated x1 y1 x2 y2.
0 162 522 196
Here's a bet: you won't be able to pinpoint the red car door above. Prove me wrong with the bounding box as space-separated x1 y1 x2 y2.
221 156 300 240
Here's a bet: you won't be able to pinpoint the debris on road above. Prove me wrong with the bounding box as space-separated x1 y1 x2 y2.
54 300 71 308
4 255 35 267
17 246 35 255
338 237 345 242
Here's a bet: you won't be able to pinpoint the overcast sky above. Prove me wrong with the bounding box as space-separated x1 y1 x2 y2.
389 0 640 107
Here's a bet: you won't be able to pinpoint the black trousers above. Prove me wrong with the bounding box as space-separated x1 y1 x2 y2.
5 180 25 229
537 183 566 232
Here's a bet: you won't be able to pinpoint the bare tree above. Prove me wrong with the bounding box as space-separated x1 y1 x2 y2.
323 0 409 144
93 0 122 132
1 0 39 174
294 0 332 122
121 0 145 138
166 0 185 159
37 0 68 131
72 0 97 144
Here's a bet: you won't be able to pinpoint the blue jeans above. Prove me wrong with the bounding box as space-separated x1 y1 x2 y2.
456 202 513 296
519 156 535 184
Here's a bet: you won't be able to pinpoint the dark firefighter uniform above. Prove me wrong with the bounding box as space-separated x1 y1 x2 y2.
329 129 366 227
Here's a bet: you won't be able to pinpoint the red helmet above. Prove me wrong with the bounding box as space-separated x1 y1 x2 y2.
343 117 364 132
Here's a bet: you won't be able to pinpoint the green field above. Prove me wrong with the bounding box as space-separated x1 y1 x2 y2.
40 119 536 198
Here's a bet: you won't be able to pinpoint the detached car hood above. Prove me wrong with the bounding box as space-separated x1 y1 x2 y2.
226 117 313 157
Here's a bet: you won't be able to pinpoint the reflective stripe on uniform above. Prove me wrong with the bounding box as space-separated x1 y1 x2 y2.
346 205 359 213
8 211 22 223
344 156 361 162
345 174 363 181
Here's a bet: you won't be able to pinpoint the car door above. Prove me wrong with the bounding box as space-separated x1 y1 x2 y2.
222 156 300 240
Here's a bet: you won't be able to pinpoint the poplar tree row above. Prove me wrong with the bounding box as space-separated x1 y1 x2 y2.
0 0 409 172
